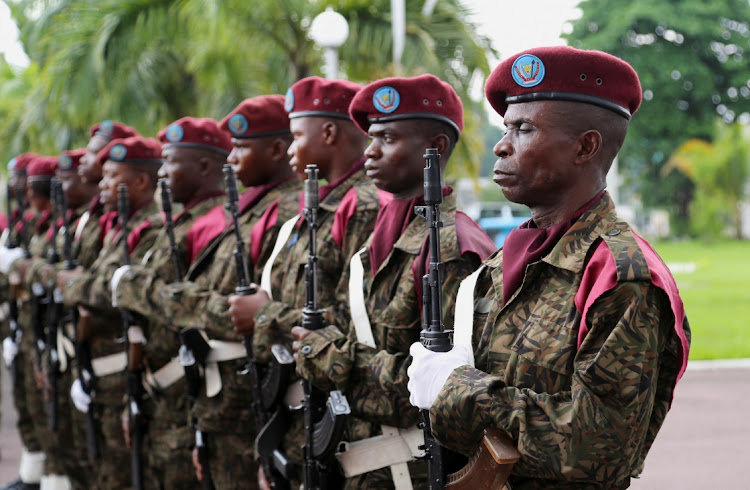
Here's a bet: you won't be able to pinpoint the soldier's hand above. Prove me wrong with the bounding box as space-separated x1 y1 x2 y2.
257 466 271 490
56 266 84 293
291 326 312 363
228 288 270 336
192 446 204 482
14 258 33 281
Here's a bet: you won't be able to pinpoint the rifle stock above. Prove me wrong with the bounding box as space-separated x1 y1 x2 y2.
117 184 144 490
74 307 100 460
300 164 350 490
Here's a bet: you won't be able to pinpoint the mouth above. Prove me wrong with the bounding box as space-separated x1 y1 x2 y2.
492 170 515 185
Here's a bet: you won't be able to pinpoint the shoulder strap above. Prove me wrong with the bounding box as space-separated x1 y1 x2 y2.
453 265 483 368
259 213 299 299
348 248 376 348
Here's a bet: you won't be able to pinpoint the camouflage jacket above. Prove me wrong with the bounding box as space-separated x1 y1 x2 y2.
64 200 164 359
252 164 385 361
429 192 691 489
295 194 493 486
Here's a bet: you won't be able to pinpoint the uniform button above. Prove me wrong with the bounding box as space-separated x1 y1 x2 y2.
301 345 312 356
258 314 267 323
606 229 621 236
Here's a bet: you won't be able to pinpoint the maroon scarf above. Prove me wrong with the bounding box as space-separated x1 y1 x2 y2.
502 191 604 305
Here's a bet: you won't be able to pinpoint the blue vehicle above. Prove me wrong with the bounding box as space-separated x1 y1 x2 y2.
478 207 529 248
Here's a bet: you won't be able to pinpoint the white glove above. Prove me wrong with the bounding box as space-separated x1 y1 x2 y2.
0 247 24 274
110 265 130 307
2 336 18 367
407 342 471 410
70 378 93 413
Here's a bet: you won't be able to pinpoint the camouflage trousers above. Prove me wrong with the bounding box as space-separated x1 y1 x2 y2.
11 347 43 452
88 373 132 489
202 430 259 490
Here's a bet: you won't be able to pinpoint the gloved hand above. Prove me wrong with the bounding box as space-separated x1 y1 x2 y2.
407 342 471 410
70 378 93 413
110 265 130 307
0 247 24 274
2 336 18 367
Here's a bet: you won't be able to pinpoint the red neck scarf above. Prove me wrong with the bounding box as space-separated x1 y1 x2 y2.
238 174 297 214
502 191 604 305
318 157 366 202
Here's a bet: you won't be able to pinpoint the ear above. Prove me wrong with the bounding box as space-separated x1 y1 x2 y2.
429 133 451 160
197 156 212 176
322 121 339 146
575 130 602 165
269 138 288 162
131 169 151 194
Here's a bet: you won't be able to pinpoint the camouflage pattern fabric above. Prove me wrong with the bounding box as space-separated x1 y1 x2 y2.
252 167 385 482
63 199 164 488
295 194 490 488
429 192 691 489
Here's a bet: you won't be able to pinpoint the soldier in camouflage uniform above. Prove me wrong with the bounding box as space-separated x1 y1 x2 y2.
111 117 233 489
407 46 691 489
58 136 165 489
291 74 497 488
227 77 387 488
115 96 302 489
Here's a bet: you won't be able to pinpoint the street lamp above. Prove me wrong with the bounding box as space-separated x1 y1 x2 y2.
309 7 349 79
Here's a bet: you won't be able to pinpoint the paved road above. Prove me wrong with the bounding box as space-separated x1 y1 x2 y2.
1 361 748 487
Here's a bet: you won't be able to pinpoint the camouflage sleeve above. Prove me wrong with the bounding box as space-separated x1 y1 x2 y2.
430 281 672 485
297 254 481 428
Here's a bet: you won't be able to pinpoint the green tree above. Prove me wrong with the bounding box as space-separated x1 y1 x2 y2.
663 122 750 239
0 0 495 181
564 0 750 225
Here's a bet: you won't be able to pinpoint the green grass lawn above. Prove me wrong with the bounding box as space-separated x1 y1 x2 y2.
652 239 750 361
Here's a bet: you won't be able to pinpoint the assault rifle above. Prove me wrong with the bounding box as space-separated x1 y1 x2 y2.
158 179 183 281
59 185 99 461
222 164 293 489
117 184 144 490
29 186 49 390
6 184 22 386
300 164 350 490
415 149 520 490
44 179 63 431
5 182 18 248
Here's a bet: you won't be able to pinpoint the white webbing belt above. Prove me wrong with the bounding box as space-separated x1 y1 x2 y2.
146 340 247 396
91 352 127 378
56 326 76 373
348 248 376 348
453 265 484 368
74 211 90 243
336 425 423 488
260 214 299 299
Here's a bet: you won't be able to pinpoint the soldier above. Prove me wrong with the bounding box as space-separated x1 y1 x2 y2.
227 77 389 487
289 74 497 488
57 136 164 489
78 120 140 186
0 155 56 490
407 46 691 489
114 95 302 489
111 117 233 489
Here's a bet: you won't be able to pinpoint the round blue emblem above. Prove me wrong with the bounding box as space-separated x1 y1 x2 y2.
109 144 127 161
228 114 249 135
511 54 545 88
58 155 73 170
166 124 184 143
7 158 17 171
99 120 114 136
285 88 295 112
373 86 400 114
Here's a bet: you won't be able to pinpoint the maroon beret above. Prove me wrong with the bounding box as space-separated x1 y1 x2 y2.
58 148 87 171
349 74 464 136
27 156 59 181
89 120 140 141
97 136 163 167
285 76 362 120
220 95 291 139
485 46 642 119
7 153 38 173
158 117 233 156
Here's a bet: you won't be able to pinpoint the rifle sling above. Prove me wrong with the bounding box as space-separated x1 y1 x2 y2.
348 248 376 348
260 214 299 299
453 266 484 368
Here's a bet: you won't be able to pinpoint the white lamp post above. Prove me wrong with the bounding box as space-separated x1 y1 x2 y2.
309 7 349 79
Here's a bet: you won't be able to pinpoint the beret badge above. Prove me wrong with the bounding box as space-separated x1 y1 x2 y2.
228 114 249 136
99 120 114 137
8 158 16 171
373 86 400 114
109 144 127 161
58 155 73 170
284 88 295 112
511 54 545 88
165 124 184 143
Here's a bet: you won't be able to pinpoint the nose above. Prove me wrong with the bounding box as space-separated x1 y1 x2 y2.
493 132 512 158
287 141 297 159
157 163 167 178
364 140 380 160
227 148 238 164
